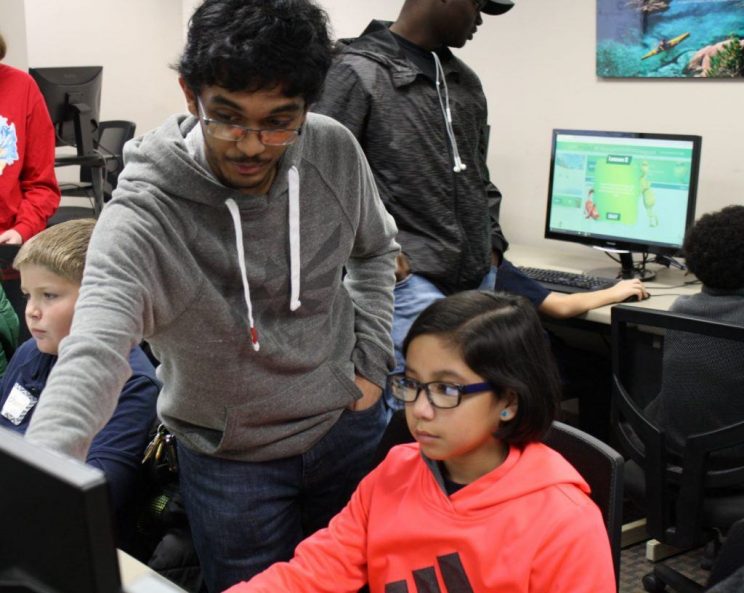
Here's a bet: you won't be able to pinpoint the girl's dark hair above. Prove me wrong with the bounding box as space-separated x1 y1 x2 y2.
0 33 6 61
178 0 334 104
683 205 744 290
403 291 560 446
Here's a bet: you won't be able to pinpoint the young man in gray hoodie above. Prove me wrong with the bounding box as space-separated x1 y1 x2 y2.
24 1 399 590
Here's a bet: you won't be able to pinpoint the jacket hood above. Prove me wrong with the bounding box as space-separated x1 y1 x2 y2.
337 20 456 88
121 113 309 351
420 442 591 514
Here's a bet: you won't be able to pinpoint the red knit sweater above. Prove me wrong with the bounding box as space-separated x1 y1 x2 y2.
0 64 60 240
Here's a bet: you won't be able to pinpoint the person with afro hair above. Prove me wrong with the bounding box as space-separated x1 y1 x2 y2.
683 204 744 290
645 205 744 458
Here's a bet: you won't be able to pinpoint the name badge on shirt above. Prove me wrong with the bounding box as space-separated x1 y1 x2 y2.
1 383 39 426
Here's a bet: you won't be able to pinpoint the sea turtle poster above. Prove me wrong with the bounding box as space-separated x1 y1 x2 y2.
597 0 744 77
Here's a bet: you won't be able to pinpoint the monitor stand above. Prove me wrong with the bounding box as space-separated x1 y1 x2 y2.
618 252 655 281
589 249 656 282
68 100 96 157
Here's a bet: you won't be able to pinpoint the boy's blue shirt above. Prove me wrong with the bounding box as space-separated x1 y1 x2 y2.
0 338 160 514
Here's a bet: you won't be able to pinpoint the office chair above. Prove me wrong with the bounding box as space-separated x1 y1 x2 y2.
50 120 136 225
611 305 744 593
652 517 744 593
372 412 624 589
543 421 624 589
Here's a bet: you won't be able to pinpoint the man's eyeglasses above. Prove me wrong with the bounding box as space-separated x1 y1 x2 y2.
196 98 302 146
387 374 495 409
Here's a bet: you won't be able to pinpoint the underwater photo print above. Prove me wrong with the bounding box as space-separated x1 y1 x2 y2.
597 0 744 78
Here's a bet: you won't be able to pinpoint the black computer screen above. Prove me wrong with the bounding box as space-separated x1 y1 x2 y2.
545 129 701 278
0 427 121 593
28 66 103 157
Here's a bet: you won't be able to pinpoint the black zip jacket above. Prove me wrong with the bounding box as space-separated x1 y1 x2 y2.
314 20 508 294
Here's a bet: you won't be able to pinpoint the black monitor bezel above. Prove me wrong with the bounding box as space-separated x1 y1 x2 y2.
545 128 702 256
0 427 121 593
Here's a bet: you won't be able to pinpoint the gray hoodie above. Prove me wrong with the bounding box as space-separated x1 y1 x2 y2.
26 112 399 462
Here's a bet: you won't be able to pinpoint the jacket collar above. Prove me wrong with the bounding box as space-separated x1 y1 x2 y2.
339 20 460 88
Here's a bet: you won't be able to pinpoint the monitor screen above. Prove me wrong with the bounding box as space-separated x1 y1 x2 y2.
545 129 701 265
29 66 103 157
0 427 121 593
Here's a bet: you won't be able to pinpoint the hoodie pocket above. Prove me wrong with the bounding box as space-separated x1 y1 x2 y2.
215 361 362 456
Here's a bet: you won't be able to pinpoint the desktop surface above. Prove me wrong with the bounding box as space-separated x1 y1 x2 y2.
506 243 701 325
119 552 187 593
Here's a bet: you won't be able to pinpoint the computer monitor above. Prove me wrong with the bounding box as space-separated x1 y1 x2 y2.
29 66 103 157
0 427 121 593
545 129 702 280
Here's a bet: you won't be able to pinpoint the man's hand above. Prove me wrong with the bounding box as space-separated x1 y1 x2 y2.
348 374 383 411
395 253 411 282
0 229 23 245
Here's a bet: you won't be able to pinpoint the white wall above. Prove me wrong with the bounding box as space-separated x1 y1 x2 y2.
10 0 742 248
24 0 185 136
0 0 28 69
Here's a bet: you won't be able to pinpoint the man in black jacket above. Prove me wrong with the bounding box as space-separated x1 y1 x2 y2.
315 0 513 393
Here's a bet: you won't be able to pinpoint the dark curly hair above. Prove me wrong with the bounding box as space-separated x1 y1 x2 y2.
403 291 560 447
683 205 744 290
178 0 334 104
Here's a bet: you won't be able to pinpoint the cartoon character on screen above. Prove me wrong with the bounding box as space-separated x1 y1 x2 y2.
584 188 600 220
640 160 659 227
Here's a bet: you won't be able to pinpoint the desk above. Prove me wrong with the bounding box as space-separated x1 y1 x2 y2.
506 243 701 325
119 550 187 593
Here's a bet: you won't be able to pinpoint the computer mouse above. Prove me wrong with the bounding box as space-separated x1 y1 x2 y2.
622 293 651 303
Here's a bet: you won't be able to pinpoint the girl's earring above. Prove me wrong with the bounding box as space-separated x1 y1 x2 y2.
500 410 509 419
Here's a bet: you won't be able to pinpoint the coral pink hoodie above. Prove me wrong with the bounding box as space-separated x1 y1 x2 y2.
226 442 615 593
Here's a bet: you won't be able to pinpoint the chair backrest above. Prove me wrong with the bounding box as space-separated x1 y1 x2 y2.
611 305 744 550
372 412 623 588
543 421 624 589
81 120 136 199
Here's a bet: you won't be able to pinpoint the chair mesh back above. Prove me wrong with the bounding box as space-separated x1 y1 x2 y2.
649 327 744 460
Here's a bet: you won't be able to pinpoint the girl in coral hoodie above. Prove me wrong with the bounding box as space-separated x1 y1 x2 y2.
226 291 616 593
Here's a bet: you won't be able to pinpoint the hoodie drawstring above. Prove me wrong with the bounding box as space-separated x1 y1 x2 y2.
288 165 302 311
225 165 302 351
432 51 467 174
225 198 261 351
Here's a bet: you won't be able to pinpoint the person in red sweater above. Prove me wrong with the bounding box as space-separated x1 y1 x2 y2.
226 290 615 593
0 33 60 244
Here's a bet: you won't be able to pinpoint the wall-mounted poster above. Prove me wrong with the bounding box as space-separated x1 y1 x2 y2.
597 0 744 78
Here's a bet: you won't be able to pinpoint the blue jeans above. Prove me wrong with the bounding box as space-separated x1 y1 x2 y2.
177 397 386 593
385 269 497 412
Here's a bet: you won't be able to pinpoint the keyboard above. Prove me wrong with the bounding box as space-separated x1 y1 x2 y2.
517 266 617 294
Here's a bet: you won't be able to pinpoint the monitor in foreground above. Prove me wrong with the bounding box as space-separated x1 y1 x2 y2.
0 427 121 593
545 129 702 280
